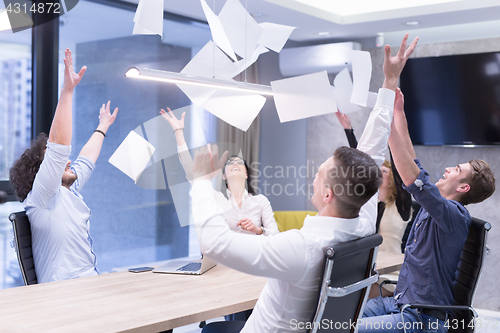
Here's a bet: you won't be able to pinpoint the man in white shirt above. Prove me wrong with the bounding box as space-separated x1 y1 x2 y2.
9 49 118 283
191 34 418 333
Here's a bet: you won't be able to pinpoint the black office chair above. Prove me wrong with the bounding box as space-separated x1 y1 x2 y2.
399 217 491 333
309 234 383 333
9 211 37 285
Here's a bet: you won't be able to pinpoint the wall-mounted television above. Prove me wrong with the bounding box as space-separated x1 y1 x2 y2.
400 51 500 146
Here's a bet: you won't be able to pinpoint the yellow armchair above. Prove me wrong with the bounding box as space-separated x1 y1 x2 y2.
273 211 318 232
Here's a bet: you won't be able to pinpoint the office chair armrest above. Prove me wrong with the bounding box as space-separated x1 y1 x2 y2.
402 304 478 318
327 270 379 297
379 280 397 297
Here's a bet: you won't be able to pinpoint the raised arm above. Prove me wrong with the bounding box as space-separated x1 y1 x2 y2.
78 101 118 164
336 111 358 148
191 145 306 280
160 108 186 147
48 49 86 145
392 89 416 160
356 34 418 233
29 49 85 207
388 90 420 186
160 108 196 180
357 33 419 166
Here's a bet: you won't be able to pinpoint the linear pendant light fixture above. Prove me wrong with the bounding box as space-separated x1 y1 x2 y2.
125 67 274 96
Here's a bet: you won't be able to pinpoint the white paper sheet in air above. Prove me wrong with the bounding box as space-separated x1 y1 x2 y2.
234 44 270 76
202 90 266 131
333 86 362 114
271 71 337 123
258 22 296 53
177 41 240 107
132 0 163 37
200 0 237 61
350 50 372 107
333 68 378 114
334 68 353 92
182 41 240 79
109 131 155 183
218 0 263 59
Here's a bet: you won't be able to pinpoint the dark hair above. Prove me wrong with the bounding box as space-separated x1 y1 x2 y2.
460 159 495 205
327 146 382 218
9 133 48 202
222 155 257 196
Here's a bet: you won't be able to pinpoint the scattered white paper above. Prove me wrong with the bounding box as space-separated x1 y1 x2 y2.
202 90 266 131
178 41 241 106
218 0 263 59
182 41 240 79
200 0 237 61
258 22 296 53
350 51 372 107
333 67 378 113
109 131 155 183
367 92 378 108
271 71 337 123
133 0 164 37
333 68 353 92
234 44 270 76
333 86 362 114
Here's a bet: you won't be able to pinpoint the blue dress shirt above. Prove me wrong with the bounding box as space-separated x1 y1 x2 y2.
394 159 471 310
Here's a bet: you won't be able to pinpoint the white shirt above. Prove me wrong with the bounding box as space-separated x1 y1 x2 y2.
214 189 279 235
178 143 279 236
192 88 395 332
24 142 98 283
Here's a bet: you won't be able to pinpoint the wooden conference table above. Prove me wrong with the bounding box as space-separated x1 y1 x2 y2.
0 254 403 333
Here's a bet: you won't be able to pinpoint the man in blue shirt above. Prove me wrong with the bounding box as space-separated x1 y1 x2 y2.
359 87 495 333
9 49 118 283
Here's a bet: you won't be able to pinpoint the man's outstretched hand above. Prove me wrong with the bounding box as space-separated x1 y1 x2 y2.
62 48 86 92
191 144 229 182
382 33 419 91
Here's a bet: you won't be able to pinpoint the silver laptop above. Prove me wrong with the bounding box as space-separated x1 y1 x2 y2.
153 255 217 275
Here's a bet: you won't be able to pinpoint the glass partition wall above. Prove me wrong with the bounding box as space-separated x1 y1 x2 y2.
0 0 212 287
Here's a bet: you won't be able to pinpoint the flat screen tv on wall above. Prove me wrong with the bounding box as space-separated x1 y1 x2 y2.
400 51 500 146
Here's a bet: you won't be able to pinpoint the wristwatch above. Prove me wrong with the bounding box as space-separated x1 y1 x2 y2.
414 179 424 190
261 227 266 236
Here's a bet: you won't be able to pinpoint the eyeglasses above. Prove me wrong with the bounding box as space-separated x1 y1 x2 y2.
226 158 244 166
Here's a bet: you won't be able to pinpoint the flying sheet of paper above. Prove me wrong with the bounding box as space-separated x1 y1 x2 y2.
218 0 263 59
333 86 362 114
258 22 296 53
367 91 378 108
109 131 155 183
200 0 237 61
333 68 359 114
132 0 163 37
177 41 241 106
202 90 266 131
334 68 353 92
333 67 378 113
350 51 372 107
271 71 337 123
234 44 270 76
